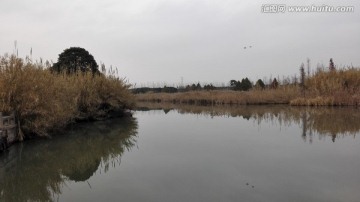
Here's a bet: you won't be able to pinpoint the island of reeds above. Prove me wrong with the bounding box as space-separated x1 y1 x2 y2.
0 47 135 142
135 59 360 106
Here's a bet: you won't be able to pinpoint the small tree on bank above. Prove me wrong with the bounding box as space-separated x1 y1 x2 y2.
241 78 252 91
299 63 306 97
230 78 252 91
51 47 99 74
204 84 215 91
329 58 335 71
270 78 278 89
255 79 265 90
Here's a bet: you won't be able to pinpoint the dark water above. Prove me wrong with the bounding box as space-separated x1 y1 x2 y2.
1 105 360 202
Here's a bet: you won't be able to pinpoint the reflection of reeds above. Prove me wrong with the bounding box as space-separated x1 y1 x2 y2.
0 117 138 202
137 102 360 141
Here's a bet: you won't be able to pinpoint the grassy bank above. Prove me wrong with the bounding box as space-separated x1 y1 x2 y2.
136 68 360 106
136 87 298 105
0 54 135 140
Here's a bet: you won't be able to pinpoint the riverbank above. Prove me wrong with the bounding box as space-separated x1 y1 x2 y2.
136 89 360 106
136 68 360 106
136 88 297 105
0 54 135 142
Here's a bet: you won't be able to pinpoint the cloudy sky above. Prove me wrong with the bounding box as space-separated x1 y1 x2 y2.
0 0 359 87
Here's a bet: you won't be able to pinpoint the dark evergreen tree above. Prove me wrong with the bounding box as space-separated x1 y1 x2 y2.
270 78 279 89
233 80 242 91
230 80 237 87
299 63 306 97
51 47 99 74
329 58 335 71
240 77 252 91
196 83 202 90
230 78 252 91
185 85 192 91
255 79 265 89
204 84 215 91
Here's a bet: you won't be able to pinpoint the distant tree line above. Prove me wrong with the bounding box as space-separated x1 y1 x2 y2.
132 86 178 94
133 58 338 94
132 78 274 94
132 77 294 94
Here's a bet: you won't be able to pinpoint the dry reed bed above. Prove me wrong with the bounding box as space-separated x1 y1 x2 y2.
0 54 135 139
290 69 360 106
136 87 298 105
137 68 360 106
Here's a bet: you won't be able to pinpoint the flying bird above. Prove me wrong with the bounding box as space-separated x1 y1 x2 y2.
244 45 253 50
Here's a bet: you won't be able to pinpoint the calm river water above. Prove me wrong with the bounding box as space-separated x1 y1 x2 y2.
1 105 360 202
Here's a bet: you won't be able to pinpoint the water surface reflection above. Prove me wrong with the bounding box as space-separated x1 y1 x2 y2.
0 117 138 202
137 102 360 142
1 104 360 202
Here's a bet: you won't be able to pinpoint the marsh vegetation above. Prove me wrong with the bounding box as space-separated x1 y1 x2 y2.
0 54 135 140
136 66 360 106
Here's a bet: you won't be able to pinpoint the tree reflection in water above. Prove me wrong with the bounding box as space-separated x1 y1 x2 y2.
0 117 138 202
137 102 360 143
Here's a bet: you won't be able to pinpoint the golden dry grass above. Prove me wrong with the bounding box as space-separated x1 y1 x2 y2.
0 54 135 139
290 68 360 106
136 68 360 106
136 86 298 105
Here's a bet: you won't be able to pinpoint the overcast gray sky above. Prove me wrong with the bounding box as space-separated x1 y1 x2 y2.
1 0 359 86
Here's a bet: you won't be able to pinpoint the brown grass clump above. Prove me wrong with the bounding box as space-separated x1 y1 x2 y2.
0 54 134 139
290 68 360 106
307 68 360 95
